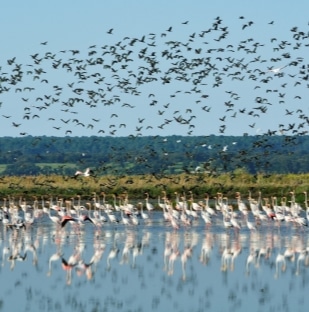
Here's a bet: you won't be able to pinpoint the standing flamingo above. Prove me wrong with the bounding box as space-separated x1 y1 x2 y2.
45 200 61 225
145 192 154 212
139 201 149 222
245 213 257 231
303 191 309 222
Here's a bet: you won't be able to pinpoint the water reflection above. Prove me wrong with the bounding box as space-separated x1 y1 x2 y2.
0 213 309 311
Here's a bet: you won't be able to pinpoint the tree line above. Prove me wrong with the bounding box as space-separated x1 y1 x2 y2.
0 134 308 176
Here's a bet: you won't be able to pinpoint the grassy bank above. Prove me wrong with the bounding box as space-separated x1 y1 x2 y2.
0 172 308 203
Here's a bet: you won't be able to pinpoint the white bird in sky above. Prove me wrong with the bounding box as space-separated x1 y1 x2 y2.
267 65 288 73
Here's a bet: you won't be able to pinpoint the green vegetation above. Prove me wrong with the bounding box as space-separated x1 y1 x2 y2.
0 171 308 203
35 163 76 169
0 135 309 177
0 135 309 203
0 165 6 174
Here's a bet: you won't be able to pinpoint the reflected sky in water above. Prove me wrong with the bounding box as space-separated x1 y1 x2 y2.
1 213 309 312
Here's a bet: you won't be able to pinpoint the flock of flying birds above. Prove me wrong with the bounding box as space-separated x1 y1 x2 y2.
0 16 308 140
1 16 309 309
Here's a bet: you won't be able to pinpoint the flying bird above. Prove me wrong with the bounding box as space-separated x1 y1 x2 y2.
267 65 288 73
73 168 95 178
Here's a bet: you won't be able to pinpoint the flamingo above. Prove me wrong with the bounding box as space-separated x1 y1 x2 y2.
19 197 30 212
174 192 184 211
272 197 285 222
30 196 41 219
79 214 95 226
159 195 170 221
139 201 149 221
60 215 78 228
303 191 309 222
85 203 102 227
222 209 233 229
112 194 121 212
66 199 77 216
120 207 131 225
229 206 241 230
204 194 216 216
158 194 166 210
169 213 179 230
188 192 199 219
289 191 301 218
91 198 106 223
56 198 66 217
41 196 50 214
2 207 10 226
180 198 192 227
235 192 248 216
188 191 202 212
280 197 293 223
130 212 139 226
97 194 118 223
24 211 34 226
288 191 308 227
45 201 61 225
162 191 179 220
107 210 119 223
245 213 257 231
145 192 154 212
214 193 223 211
101 192 114 212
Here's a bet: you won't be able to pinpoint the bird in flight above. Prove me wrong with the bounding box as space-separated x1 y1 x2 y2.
267 65 288 73
74 168 95 178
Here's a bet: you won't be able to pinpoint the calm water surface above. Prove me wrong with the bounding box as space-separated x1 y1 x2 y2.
0 211 309 312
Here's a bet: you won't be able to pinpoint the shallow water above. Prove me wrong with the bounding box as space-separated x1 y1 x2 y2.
0 211 309 312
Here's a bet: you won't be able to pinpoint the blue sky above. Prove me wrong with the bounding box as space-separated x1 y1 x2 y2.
0 0 308 137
